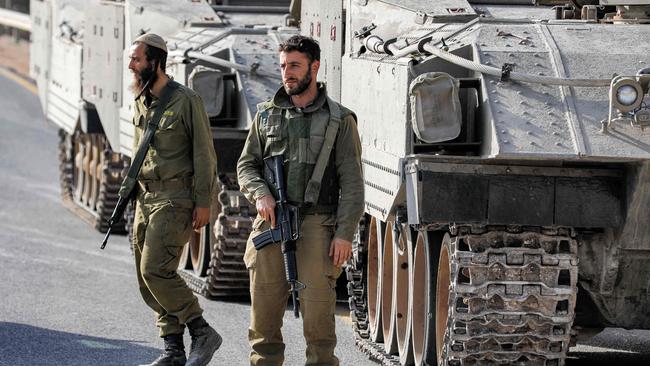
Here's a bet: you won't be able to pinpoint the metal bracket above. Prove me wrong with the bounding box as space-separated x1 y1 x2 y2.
440 37 449 52
250 62 260 75
353 23 376 39
633 109 650 128
414 11 428 25
394 206 409 256
501 63 514 82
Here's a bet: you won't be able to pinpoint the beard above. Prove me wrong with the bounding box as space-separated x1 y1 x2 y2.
283 67 312 96
129 63 157 95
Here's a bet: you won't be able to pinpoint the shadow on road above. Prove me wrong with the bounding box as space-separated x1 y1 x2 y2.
567 351 650 365
567 327 650 365
0 322 159 366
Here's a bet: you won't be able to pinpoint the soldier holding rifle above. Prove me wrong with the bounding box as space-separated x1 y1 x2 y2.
237 35 364 366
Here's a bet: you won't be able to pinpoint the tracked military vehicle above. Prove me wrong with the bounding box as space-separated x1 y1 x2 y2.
29 0 297 297
297 0 650 365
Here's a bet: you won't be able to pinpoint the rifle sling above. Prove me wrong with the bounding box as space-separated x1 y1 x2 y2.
303 97 341 205
120 81 179 198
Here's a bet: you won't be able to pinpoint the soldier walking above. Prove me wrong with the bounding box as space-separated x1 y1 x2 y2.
125 33 221 366
237 35 365 366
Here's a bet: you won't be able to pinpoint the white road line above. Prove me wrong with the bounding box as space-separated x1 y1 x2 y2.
0 222 134 266
0 246 132 278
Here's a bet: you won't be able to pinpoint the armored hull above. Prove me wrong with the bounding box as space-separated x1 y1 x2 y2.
299 0 650 365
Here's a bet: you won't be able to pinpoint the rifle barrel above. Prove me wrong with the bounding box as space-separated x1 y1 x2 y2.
291 286 299 318
100 226 112 250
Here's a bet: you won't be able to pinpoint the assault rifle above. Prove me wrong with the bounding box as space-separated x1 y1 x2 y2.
100 80 179 250
253 155 305 318
100 194 133 250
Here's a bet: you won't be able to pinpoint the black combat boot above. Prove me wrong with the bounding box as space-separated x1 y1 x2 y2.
185 316 222 366
139 333 186 366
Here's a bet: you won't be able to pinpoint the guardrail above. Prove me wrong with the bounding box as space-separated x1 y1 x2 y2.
0 8 31 32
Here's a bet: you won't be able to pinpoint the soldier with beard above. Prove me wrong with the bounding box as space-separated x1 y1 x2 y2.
237 35 364 366
125 33 221 366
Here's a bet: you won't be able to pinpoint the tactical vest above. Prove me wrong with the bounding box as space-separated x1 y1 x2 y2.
257 97 353 212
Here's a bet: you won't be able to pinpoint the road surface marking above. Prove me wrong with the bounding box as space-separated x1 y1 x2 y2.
0 66 37 95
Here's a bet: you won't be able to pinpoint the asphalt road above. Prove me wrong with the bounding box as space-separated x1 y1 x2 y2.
0 70 649 366
0 71 376 366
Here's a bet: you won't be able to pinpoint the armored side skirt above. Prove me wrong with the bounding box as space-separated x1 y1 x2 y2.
405 157 625 228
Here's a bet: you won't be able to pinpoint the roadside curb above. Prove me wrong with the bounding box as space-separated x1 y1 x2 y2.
0 65 37 94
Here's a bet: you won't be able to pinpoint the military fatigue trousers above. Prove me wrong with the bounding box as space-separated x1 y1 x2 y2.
244 214 342 366
133 195 203 337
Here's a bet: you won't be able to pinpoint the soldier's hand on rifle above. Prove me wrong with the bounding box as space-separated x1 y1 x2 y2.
257 195 277 228
329 237 352 267
193 206 210 230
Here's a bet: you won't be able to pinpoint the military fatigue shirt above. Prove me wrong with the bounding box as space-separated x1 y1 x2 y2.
133 81 217 208
237 84 364 242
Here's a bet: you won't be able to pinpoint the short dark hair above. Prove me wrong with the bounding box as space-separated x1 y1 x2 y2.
140 43 167 73
278 35 320 62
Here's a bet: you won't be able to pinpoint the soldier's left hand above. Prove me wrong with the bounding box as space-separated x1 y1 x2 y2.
329 237 352 267
193 207 210 229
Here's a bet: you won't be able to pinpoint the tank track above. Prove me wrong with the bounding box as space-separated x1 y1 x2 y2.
348 217 402 365
347 217 370 337
94 147 127 233
57 129 125 233
348 225 578 366
58 129 74 201
444 226 578 366
179 178 255 298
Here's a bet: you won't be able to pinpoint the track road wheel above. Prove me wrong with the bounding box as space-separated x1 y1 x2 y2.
73 131 85 203
381 220 398 355
179 243 192 270
59 129 124 233
347 216 384 341
367 216 384 343
436 234 452 364
410 230 444 366
180 184 221 277
179 225 210 276
395 224 413 365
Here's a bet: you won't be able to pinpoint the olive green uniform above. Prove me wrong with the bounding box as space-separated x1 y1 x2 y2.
131 81 217 337
237 84 364 365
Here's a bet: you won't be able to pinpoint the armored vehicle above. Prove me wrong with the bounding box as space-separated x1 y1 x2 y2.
297 0 650 365
29 0 297 297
